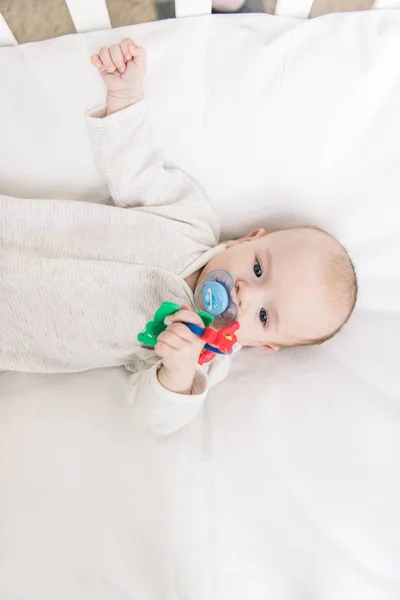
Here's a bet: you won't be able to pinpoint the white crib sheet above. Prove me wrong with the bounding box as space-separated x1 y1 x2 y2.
1 11 400 600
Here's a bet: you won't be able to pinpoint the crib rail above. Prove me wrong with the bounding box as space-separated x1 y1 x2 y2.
1 0 400 46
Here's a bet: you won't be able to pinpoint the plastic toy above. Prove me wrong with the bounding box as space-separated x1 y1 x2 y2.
137 301 239 365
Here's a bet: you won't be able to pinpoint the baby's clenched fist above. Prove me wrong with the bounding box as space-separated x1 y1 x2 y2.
156 306 206 395
91 38 146 111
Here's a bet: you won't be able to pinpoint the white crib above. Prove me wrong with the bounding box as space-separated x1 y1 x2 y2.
1 3 400 600
1 0 400 46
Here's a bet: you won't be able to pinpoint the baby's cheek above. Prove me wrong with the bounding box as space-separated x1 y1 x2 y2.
235 318 263 347
234 322 247 345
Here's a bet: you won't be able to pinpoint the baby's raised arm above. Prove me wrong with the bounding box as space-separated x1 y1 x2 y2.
89 39 218 249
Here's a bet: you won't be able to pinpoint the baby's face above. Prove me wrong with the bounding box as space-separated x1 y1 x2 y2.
198 228 348 348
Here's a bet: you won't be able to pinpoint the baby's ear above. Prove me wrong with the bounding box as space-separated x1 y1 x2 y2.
226 228 266 248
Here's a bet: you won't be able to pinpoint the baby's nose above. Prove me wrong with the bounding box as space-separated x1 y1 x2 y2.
237 280 263 311
236 281 252 309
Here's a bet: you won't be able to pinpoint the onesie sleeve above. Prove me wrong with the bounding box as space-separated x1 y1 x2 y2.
127 356 231 436
127 362 208 436
87 101 219 245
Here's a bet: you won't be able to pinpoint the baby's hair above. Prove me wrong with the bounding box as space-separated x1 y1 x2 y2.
279 225 358 348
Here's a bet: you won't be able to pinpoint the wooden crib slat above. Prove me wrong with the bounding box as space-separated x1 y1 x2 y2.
65 0 111 33
175 0 212 17
275 0 314 18
372 0 400 8
0 11 17 46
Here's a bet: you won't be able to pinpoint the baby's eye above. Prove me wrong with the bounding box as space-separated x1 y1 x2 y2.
259 308 268 327
253 260 262 278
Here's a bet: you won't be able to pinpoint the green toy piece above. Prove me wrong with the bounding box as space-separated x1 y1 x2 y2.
153 301 180 324
137 302 179 347
197 311 214 328
137 301 214 347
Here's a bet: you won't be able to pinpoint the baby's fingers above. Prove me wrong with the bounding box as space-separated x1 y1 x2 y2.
131 45 146 67
169 307 205 329
99 46 116 73
154 335 184 358
110 44 126 74
90 53 107 74
158 325 194 349
120 37 135 61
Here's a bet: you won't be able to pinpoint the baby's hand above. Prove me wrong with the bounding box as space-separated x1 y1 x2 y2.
156 306 206 395
91 38 146 113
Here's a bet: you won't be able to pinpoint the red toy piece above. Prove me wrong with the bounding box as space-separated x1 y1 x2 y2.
198 349 216 366
198 321 240 365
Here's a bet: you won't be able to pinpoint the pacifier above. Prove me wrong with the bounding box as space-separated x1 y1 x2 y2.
194 270 238 325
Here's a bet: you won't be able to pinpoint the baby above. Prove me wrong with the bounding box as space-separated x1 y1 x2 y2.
1 39 357 435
